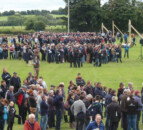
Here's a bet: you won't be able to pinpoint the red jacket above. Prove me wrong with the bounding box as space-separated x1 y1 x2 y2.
23 120 41 130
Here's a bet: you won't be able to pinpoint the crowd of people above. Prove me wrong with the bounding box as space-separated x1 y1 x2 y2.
0 32 134 68
0 68 142 130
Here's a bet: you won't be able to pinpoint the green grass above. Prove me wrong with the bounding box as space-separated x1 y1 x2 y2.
0 25 66 30
2 37 143 129
0 14 66 22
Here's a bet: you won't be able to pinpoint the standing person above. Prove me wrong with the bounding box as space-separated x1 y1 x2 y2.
66 92 75 129
33 56 40 77
71 96 86 130
14 86 27 124
124 33 128 44
76 73 85 86
24 114 41 130
117 82 124 104
0 99 8 130
27 49 33 67
35 91 42 122
107 96 121 130
124 43 130 58
126 94 138 130
40 95 48 130
116 45 122 63
53 89 64 130
28 90 37 115
10 72 21 93
0 80 7 99
88 95 102 122
134 90 143 130
47 90 55 129
7 101 20 130
1 68 11 89
86 114 104 130
120 89 131 130
69 48 74 68
9 43 14 60
5 86 15 103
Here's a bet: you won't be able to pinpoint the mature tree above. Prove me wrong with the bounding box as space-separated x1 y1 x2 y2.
33 21 46 31
64 0 102 32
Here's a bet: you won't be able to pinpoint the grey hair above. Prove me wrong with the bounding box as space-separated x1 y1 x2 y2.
29 114 35 119
86 94 93 99
128 82 133 85
9 86 14 89
112 96 117 102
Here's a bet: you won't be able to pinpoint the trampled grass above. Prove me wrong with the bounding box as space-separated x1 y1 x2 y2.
1 37 143 129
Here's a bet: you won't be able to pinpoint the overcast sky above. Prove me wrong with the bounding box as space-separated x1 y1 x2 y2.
0 0 108 12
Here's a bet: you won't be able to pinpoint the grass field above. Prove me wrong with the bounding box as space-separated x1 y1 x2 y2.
0 14 67 22
1 37 143 130
0 25 66 30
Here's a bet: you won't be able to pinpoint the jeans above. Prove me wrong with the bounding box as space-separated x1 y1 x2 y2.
136 111 141 130
55 109 62 130
36 107 40 121
124 50 129 58
94 58 99 67
10 52 14 59
40 114 48 130
23 53 27 61
127 114 137 130
15 51 18 59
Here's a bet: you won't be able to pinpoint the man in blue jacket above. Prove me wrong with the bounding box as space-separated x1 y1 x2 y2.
40 95 48 130
86 114 104 130
134 91 143 130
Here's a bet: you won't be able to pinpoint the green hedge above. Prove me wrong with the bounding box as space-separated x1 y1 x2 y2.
0 29 34 34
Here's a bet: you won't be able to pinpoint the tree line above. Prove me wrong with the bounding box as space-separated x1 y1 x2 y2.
64 0 143 32
0 8 66 16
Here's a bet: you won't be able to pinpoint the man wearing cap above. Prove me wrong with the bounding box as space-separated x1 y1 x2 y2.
134 90 143 130
10 72 21 93
15 85 27 124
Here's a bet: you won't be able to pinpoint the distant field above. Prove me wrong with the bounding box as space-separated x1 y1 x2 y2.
0 16 8 21
0 26 25 29
0 14 67 22
50 14 67 18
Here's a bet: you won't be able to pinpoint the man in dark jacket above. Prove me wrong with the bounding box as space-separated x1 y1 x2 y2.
0 80 7 98
120 89 131 130
14 85 27 124
10 72 21 93
53 89 63 130
94 82 105 99
85 81 94 97
107 96 121 130
40 95 48 130
48 90 55 128
5 86 15 103
1 68 11 88
76 73 85 86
